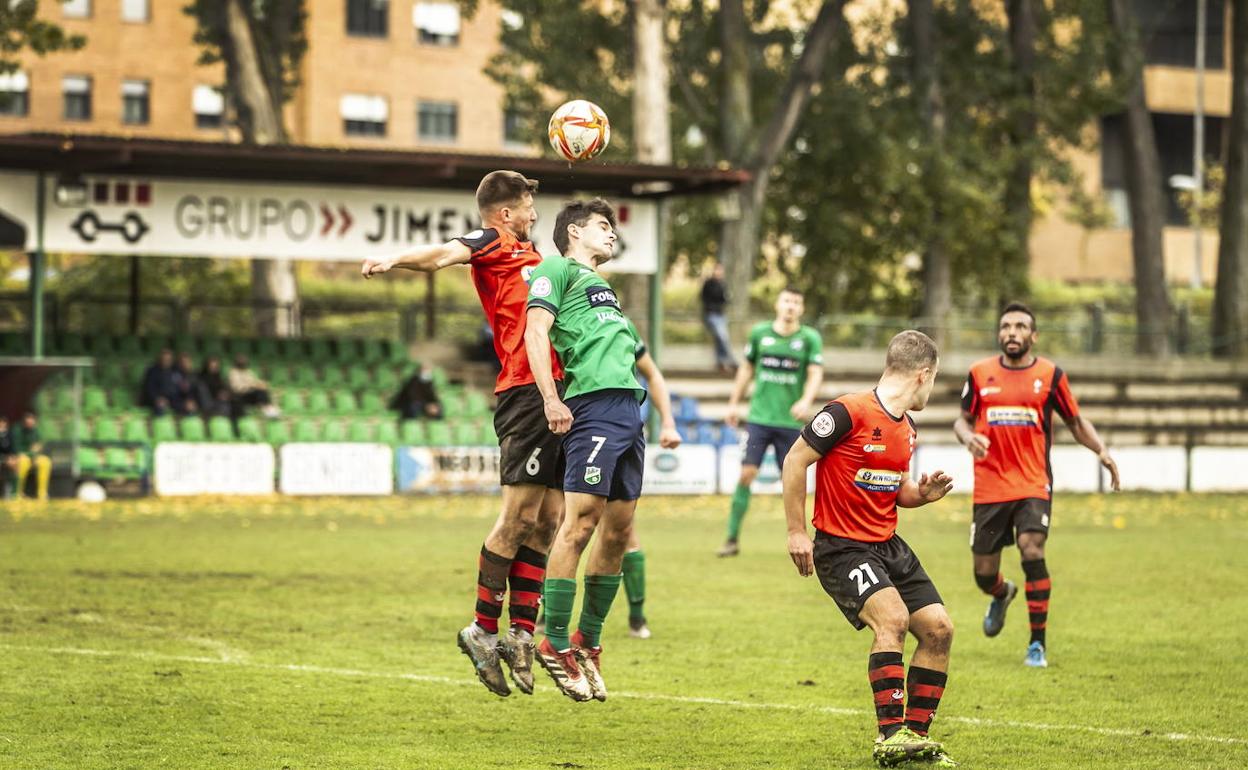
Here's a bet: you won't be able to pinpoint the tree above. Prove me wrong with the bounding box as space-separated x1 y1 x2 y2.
1214 2 1248 357
185 0 307 337
1003 0 1037 299
1106 0 1173 356
0 1 86 101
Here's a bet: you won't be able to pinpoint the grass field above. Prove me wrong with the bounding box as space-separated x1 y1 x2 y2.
1 492 1246 769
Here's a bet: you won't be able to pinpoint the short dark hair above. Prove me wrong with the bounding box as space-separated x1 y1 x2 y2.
475 170 539 215
885 330 939 373
553 198 617 255
779 286 804 298
1000 302 1037 331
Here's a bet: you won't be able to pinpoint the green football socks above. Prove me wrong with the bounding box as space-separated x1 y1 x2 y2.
577 573 623 648
727 483 752 541
622 549 646 621
542 577 577 651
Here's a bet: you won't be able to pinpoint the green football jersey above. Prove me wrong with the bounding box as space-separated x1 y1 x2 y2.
743 322 824 428
527 256 645 402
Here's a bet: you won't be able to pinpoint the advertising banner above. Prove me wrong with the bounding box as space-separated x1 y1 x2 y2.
717 445 815 495
641 445 719 495
154 443 275 496
396 446 501 494
279 443 394 496
1189 447 1248 492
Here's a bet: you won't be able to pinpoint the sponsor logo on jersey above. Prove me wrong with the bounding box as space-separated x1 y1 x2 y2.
1033 378 1044 394
811 412 835 437
531 276 553 298
980 386 1002 396
584 465 602 485
872 427 883 440
791 339 804 350
862 444 886 453
585 286 620 309
759 354 801 370
521 265 536 284
986 405 1040 427
761 336 776 346
853 468 903 493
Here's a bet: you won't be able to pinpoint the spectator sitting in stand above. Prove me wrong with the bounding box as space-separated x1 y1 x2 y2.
196 356 233 418
228 355 280 418
140 348 183 416
174 352 201 415
13 411 52 501
0 416 18 499
391 362 443 420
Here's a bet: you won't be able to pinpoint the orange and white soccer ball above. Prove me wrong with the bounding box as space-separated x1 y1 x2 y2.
548 100 611 162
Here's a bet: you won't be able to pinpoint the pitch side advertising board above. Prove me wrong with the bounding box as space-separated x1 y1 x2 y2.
154 443 275 496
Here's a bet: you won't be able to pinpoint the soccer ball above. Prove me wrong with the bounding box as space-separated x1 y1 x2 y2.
548 100 611 162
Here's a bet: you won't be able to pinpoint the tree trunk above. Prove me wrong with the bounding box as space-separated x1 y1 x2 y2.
909 0 951 346
1108 0 1173 356
633 0 671 166
223 0 299 337
1004 0 1037 299
1214 2 1248 357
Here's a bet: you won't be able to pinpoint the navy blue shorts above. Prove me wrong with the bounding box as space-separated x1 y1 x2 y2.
563 389 646 501
742 423 802 468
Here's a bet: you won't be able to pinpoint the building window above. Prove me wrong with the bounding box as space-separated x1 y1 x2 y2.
62 0 90 18
122 80 150 125
0 71 30 118
347 0 388 37
1101 112 1226 227
121 0 149 22
193 85 224 128
1132 0 1226 69
503 109 525 146
63 75 92 121
418 101 457 142
413 2 460 46
341 93 388 136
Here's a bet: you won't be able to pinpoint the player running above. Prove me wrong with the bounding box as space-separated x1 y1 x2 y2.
953 303 1120 668
361 170 563 698
524 198 675 702
783 331 957 767
718 288 823 557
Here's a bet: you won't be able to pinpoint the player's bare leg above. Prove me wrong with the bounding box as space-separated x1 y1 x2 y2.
570 498 637 701
622 526 651 639
499 488 564 694
719 464 759 556
907 604 957 765
974 550 1017 638
860 589 943 766
459 483 546 697
1017 531 1050 667
536 491 605 702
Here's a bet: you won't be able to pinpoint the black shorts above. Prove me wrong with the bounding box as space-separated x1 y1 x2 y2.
971 497 1051 554
742 423 802 468
813 531 944 630
562 389 645 502
494 382 565 488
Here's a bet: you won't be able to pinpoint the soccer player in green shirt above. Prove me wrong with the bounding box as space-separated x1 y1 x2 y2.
12 411 52 501
718 288 824 556
524 198 679 702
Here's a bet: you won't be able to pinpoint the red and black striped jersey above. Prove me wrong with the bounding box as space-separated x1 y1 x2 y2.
456 227 563 393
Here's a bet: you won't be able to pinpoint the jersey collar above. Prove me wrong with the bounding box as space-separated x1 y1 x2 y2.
872 388 905 423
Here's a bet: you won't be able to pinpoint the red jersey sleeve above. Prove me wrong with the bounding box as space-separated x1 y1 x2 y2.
960 372 978 416
1050 368 1080 422
455 228 504 262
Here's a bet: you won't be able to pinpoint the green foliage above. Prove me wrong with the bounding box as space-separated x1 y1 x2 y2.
0 1 86 99
182 0 308 113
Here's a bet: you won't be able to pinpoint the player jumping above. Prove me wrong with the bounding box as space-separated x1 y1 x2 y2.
524 198 675 702
718 288 823 557
783 331 957 767
953 302 1120 668
361 170 563 698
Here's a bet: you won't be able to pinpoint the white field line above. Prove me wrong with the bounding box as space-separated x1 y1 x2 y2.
3 643 1245 748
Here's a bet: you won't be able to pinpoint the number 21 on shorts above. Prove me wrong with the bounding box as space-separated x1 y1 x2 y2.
849 562 880 596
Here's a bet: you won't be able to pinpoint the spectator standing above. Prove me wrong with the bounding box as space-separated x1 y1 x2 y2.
228 355 279 417
391 362 443 420
701 263 736 373
13 411 52 501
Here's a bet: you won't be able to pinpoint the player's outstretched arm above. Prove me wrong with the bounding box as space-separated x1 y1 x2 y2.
790 363 825 422
897 470 954 508
635 352 681 449
782 438 822 577
523 307 573 434
1066 415 1120 491
360 240 472 279
954 410 990 459
725 361 754 428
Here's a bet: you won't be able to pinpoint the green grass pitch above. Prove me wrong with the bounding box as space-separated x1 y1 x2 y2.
1 492 1245 769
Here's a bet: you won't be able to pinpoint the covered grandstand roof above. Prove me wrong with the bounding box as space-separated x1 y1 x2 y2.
0 133 749 197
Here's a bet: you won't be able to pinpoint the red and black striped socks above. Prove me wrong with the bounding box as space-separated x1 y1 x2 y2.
1022 558 1050 646
474 546 513 634
905 667 948 736
507 545 546 635
868 651 906 739
975 571 1009 599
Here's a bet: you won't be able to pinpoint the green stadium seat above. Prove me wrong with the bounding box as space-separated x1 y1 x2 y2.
308 338 334 363
322 421 347 442
236 416 264 443
253 337 279 360
208 416 235 442
359 339 385 364
306 390 332 415
98 361 127 387
374 368 400 392
292 419 319 443
82 386 109 416
199 337 227 358
265 421 292 446
331 391 358 415
480 420 497 445
115 336 143 358
122 416 151 444
464 390 490 417
291 366 319 389
399 420 426 446
94 419 120 442
126 361 148 386
348 422 374 443
108 387 136 413
226 338 253 357
322 366 346 388
85 335 114 358
359 392 386 415
346 367 372 391
383 339 409 363
375 421 399 445
276 338 305 361
453 421 480 446
334 338 360 364
280 391 307 415
40 417 67 442
265 364 292 387
103 447 143 478
151 416 177 444
179 417 206 442
441 394 465 420
426 421 452 447
172 335 197 354
65 419 90 442
77 446 102 474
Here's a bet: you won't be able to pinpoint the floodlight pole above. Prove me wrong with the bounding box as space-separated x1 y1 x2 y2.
30 172 46 359
1192 0 1207 289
